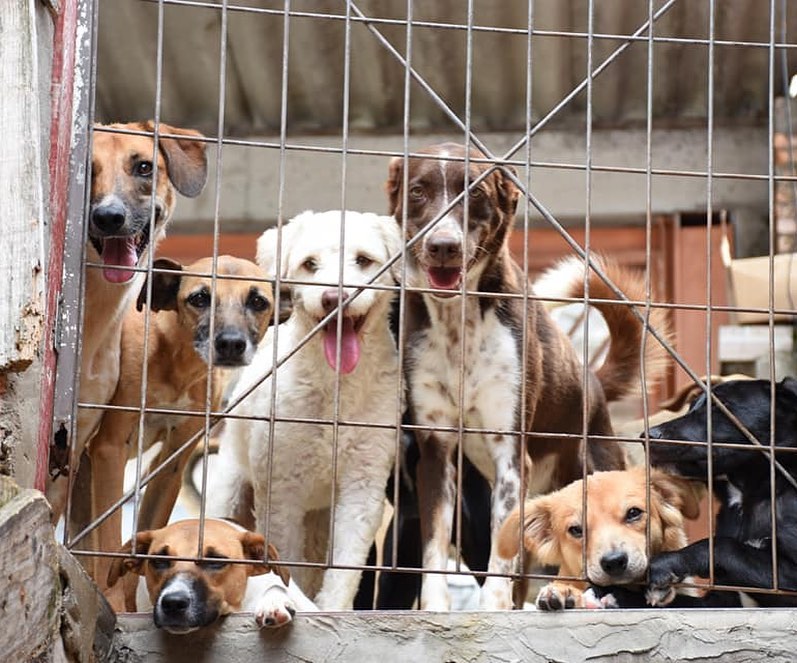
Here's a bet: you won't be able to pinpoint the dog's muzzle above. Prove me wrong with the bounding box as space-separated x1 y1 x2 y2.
153 574 217 634
92 200 127 235
213 328 252 366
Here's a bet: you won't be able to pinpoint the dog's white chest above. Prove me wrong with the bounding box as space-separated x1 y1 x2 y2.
410 304 520 478
240 324 398 510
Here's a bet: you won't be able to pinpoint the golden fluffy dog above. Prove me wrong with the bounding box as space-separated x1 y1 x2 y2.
497 467 703 609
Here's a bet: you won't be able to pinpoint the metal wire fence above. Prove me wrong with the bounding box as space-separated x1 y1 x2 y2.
50 0 797 613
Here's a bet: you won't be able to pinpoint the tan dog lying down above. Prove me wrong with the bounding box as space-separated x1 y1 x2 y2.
108 519 317 633
497 467 703 609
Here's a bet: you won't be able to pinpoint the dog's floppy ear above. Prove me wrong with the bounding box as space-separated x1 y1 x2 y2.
137 258 183 312
651 469 705 520
107 530 156 587
144 121 208 198
256 219 301 279
240 533 291 586
240 531 269 578
385 156 404 217
495 165 520 218
266 543 291 586
497 497 559 566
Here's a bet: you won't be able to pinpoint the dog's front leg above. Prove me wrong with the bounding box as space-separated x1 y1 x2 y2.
480 434 526 610
416 431 457 611
88 408 138 605
647 537 777 606
254 487 307 596
313 471 389 610
206 419 253 524
137 418 203 533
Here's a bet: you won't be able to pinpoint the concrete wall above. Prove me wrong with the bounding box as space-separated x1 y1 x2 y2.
168 127 771 250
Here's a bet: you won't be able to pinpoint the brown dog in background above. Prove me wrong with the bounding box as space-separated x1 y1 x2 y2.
386 143 670 609
90 255 273 608
497 467 703 609
46 122 208 524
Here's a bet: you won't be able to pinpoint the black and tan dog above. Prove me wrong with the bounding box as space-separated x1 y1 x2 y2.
90 256 273 608
645 378 797 607
46 122 208 523
108 519 317 633
386 143 670 609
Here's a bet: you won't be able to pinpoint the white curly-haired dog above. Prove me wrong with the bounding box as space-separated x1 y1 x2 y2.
208 210 403 610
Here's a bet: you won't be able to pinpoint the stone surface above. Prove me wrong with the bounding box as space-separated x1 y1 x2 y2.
111 608 797 662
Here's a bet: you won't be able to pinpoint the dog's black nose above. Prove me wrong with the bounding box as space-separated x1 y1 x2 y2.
321 289 343 313
215 330 248 362
426 235 462 263
92 203 126 234
600 551 628 576
160 590 191 616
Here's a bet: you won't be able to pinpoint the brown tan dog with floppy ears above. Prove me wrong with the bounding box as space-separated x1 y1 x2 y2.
497 467 703 609
89 255 273 608
108 519 317 633
46 122 208 524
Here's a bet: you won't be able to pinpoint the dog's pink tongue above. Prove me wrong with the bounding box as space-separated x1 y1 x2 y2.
427 267 461 290
102 237 137 283
323 317 360 374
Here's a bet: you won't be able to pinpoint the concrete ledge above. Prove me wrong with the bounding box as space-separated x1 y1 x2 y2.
112 608 797 662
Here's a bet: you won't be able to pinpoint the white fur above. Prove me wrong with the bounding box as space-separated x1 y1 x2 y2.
409 292 522 610
208 210 403 610
243 573 319 628
532 255 590 302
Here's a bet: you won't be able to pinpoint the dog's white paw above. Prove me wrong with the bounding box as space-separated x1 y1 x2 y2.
252 587 297 629
582 587 618 610
479 578 513 611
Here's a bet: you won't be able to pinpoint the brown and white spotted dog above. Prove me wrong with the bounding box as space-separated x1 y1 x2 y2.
46 122 208 524
386 143 670 610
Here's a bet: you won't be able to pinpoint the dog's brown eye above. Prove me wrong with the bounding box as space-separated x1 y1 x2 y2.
468 187 485 199
136 160 153 177
151 557 173 572
408 185 425 200
247 293 270 312
187 289 211 309
625 507 644 523
355 254 373 268
567 524 583 539
198 558 229 571
302 257 318 272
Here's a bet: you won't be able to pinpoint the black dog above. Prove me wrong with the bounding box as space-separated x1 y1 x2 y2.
642 377 797 607
375 427 493 609
353 304 493 610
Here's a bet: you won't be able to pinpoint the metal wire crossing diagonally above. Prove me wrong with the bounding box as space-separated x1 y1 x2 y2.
49 0 797 612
